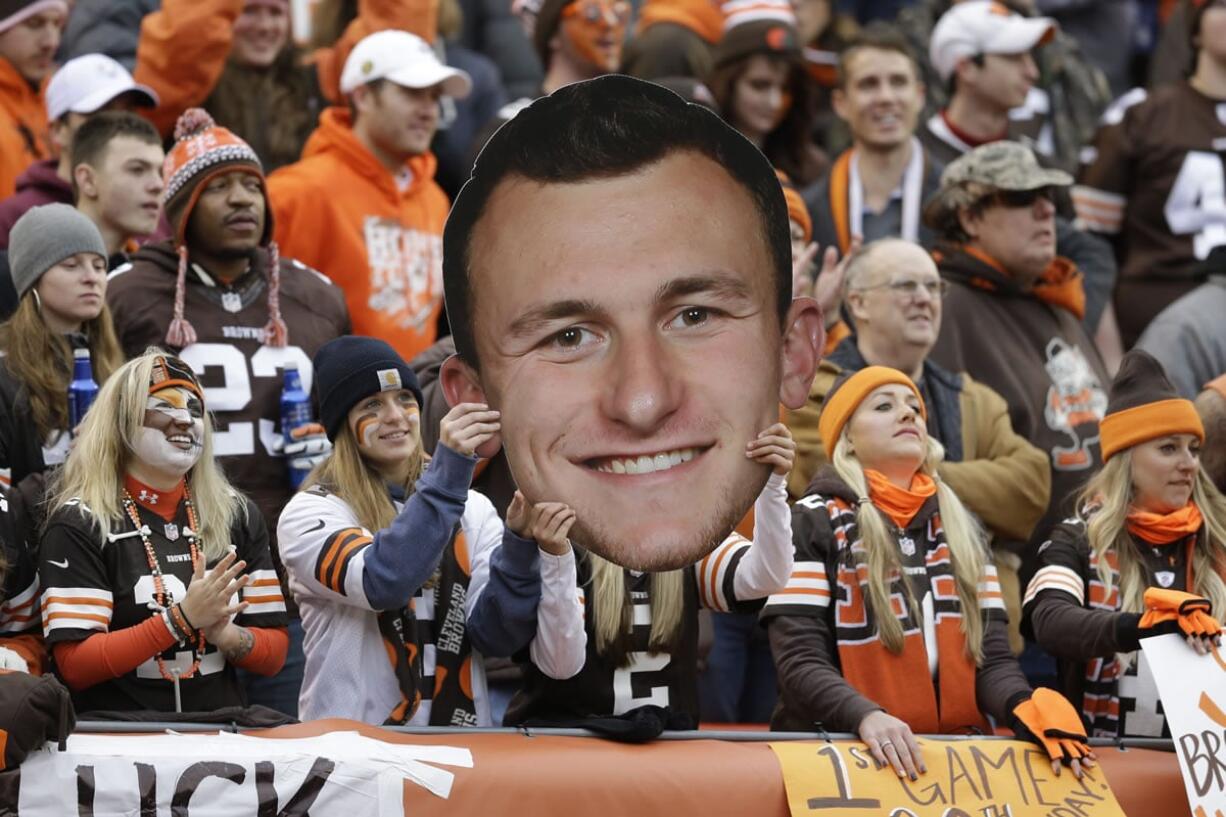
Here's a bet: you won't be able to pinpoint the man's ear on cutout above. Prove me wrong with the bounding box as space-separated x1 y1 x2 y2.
778 296 823 410
440 354 501 459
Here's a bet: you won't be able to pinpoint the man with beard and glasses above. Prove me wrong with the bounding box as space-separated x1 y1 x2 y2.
439 75 824 573
106 109 349 717
40 352 289 715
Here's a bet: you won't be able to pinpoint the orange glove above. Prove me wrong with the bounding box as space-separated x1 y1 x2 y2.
1012 688 1092 764
1139 588 1222 639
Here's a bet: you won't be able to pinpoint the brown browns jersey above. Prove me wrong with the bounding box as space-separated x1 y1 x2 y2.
106 241 351 532
41 494 287 713
1074 82 1226 286
503 539 763 727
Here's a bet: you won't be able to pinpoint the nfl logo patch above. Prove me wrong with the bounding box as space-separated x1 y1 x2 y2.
377 368 402 392
221 291 243 314
164 523 180 542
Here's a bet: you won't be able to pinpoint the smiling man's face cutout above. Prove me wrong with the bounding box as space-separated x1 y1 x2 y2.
440 77 822 571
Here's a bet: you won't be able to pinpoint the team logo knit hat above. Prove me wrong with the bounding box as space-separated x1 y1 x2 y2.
160 108 286 350
313 336 425 442
713 17 802 70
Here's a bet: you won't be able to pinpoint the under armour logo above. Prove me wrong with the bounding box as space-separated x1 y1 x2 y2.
139 490 158 505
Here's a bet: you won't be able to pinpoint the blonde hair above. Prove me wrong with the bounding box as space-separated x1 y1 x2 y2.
1081 451 1226 619
49 350 242 561
0 293 123 442
302 416 427 533
588 555 686 667
831 432 989 662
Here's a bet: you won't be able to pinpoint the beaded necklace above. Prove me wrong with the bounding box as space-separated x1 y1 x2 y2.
121 484 206 681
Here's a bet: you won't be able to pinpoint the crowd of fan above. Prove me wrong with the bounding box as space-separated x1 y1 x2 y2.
0 0 1223 782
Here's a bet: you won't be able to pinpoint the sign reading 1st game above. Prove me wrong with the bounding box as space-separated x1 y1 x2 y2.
771 737 1127 817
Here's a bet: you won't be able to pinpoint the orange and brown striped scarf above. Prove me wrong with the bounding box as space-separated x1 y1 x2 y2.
823 496 1002 734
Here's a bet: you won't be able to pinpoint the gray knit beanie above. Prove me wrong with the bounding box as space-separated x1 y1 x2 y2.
8 204 107 300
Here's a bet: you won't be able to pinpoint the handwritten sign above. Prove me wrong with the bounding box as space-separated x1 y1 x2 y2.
17 730 472 817
1142 634 1226 817
770 739 1126 817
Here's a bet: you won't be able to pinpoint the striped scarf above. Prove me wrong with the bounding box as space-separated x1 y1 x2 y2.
1081 549 1123 736
825 496 1005 734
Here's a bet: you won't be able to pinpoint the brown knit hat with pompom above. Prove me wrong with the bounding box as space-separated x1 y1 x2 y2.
160 108 287 349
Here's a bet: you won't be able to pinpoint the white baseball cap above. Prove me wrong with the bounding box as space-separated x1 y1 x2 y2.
929 0 1057 83
45 54 159 122
340 30 472 99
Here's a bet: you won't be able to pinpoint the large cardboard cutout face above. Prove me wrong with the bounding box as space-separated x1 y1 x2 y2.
443 83 822 571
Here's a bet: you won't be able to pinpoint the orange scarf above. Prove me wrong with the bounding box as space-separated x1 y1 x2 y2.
866 470 937 530
1032 257 1086 320
1126 503 1203 545
961 248 1086 320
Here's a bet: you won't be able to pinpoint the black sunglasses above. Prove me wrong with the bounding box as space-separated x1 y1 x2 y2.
988 187 1056 209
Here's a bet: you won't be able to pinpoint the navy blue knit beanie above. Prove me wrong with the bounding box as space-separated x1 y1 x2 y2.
314 336 424 442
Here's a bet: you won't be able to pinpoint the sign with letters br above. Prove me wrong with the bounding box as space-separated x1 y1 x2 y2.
770 738 1126 817
1142 633 1226 817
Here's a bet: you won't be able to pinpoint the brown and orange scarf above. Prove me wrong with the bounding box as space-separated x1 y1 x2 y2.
1080 503 1204 735
947 247 1086 320
820 493 1003 734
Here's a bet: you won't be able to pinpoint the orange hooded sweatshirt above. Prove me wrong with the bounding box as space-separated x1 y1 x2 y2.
267 108 449 361
0 57 50 200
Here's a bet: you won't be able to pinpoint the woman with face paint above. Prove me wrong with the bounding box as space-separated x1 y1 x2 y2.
0 205 123 523
278 336 579 726
707 17 827 186
1024 350 1226 740
763 366 1094 781
39 351 289 714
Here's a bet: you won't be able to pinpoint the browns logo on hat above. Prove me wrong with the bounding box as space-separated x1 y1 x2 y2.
713 17 802 70
312 336 425 442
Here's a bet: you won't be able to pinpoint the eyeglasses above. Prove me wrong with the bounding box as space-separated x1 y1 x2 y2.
562 0 631 24
855 278 950 299
985 186 1056 210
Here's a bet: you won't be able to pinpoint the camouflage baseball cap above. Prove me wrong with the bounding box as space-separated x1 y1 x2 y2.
940 140 1072 191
